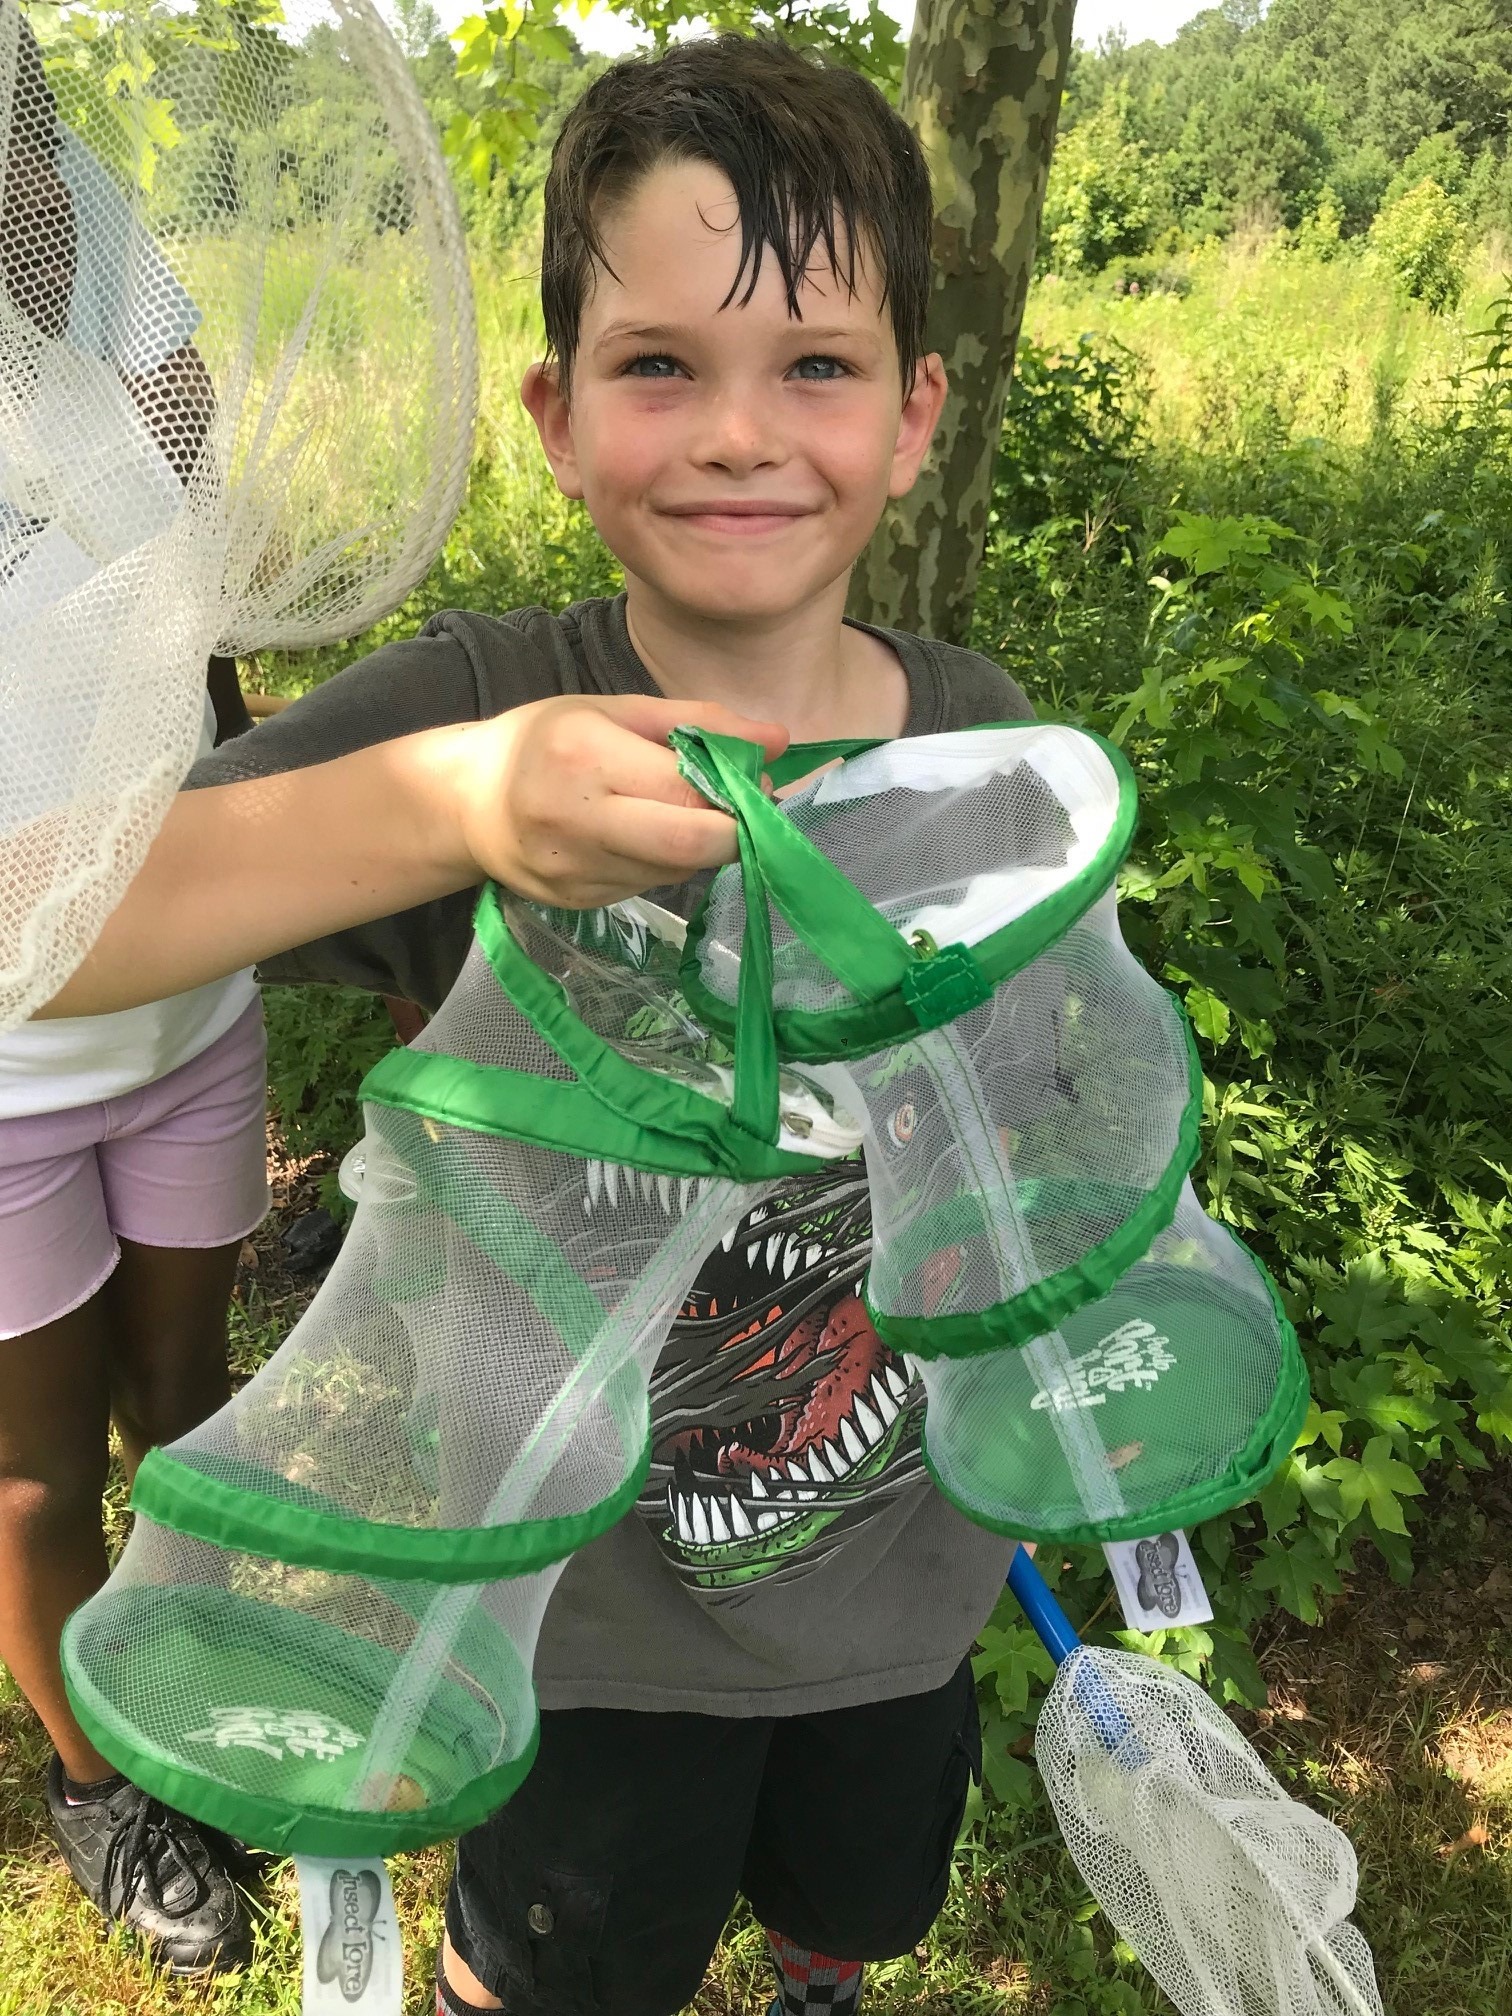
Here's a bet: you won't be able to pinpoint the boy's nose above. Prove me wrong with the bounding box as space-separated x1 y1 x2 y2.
691 391 786 476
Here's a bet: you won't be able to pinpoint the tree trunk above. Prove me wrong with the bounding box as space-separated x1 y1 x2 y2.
850 0 1076 642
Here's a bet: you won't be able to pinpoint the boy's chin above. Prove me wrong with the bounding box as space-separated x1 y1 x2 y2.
630 557 851 626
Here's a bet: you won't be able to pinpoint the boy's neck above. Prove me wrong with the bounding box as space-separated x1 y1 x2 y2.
622 572 909 744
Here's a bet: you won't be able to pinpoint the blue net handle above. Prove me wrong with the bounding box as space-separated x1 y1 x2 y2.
1006 1545 1136 1753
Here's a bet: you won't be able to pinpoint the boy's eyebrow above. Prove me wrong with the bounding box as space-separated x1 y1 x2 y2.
593 318 881 352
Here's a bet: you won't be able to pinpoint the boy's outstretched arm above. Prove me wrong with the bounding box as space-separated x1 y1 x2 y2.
42 693 786 1017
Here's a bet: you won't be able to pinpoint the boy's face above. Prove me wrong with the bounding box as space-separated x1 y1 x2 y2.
523 159 945 626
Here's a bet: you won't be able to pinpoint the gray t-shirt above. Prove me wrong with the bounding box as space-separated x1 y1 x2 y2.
193 595 1035 1715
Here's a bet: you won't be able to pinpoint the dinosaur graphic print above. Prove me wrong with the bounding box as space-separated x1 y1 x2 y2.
637 1163 925 1589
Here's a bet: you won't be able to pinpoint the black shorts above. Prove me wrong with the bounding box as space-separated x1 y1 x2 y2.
446 1659 982 2016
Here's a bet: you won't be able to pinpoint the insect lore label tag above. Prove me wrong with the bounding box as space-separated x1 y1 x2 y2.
296 1858 403 2015
1103 1529 1214 1633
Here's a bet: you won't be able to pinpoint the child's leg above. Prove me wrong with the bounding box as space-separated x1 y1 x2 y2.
105 1237 238 1479
0 1292 117 1780
442 1704 774 2016
743 1657 983 2013
94 999 268 1480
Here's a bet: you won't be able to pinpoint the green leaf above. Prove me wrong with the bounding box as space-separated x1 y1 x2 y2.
1185 983 1232 1045
1324 1435 1426 1536
1250 1530 1344 1624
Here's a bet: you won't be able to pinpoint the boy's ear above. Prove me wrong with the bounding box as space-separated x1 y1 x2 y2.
888 353 948 500
521 361 584 500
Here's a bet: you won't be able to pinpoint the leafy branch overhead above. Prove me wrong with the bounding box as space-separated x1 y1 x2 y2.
444 0 904 185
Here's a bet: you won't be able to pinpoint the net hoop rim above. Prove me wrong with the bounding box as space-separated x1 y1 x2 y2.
677 721 1139 1064
129 1434 652 1583
360 883 839 1179
61 1596 541 1858
918 1232 1311 1544
864 998 1204 1361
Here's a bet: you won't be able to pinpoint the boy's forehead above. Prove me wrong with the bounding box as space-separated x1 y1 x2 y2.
582 157 887 341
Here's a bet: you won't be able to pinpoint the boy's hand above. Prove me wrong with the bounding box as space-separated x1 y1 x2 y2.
445 693 787 908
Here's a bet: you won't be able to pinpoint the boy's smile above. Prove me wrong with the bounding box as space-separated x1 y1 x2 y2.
523 158 945 648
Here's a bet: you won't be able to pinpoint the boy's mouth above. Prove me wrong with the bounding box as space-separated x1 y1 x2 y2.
658 499 815 535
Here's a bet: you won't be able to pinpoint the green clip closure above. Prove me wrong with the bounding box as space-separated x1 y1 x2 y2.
899 941 993 1030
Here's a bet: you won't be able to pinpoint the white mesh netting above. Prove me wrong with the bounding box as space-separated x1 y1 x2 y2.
0 0 474 1031
162 936 775 1555
1037 1647 1383 2016
847 887 1194 1338
693 724 1124 1022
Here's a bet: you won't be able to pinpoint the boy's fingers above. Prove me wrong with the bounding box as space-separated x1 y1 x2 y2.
602 692 789 762
591 795 742 877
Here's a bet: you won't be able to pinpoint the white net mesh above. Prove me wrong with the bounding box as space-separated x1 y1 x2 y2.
165 937 771 1553
847 888 1194 1335
0 0 474 1030
1037 1647 1383 2016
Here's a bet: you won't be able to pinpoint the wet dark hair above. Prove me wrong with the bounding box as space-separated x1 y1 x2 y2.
541 34 933 392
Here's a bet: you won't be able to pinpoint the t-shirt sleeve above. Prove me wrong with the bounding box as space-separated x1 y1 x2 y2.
186 621 497 1009
933 642 1036 728
57 132 201 374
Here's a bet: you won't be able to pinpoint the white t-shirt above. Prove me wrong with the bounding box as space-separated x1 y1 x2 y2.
0 130 255 1121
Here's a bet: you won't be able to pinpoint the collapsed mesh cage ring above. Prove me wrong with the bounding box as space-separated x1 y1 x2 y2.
129 1430 652 1584
862 1005 1206 1362
131 1107 661 1582
917 1238 1312 1546
674 721 1140 1065
361 881 838 1180
61 1579 541 1858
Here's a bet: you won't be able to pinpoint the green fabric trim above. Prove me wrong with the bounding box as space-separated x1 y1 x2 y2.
359 890 823 1181
865 1007 1205 1360
131 1436 652 1582
678 723 1140 1064
920 1241 1312 1545
62 1591 542 1857
767 738 885 786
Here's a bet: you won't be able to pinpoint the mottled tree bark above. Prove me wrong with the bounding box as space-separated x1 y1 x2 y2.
850 0 1076 642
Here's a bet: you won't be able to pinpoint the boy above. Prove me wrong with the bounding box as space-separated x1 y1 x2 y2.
49 35 1033 2012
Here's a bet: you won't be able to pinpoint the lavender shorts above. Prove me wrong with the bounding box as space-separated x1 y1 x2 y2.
0 1001 269 1339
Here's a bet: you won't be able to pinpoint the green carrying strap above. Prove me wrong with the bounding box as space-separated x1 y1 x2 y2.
679 722 1141 1066
670 728 988 1145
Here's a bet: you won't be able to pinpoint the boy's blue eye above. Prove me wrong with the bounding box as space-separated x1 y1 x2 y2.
624 353 682 378
790 355 847 381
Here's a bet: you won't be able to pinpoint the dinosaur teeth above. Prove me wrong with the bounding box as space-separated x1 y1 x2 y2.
853 1393 885 1448
870 1371 900 1428
883 1362 910 1405
667 1479 799 1549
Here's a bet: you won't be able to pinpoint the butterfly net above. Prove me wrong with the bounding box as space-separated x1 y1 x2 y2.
0 0 474 1032
1037 1647 1383 2016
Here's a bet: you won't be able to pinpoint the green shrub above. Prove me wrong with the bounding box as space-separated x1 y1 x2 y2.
1369 177 1468 312
1042 92 1154 274
970 304 1512 1787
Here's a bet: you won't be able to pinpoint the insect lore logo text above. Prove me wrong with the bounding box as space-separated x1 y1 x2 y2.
1029 1318 1176 1414
317 1868 385 2003
184 1706 365 1764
